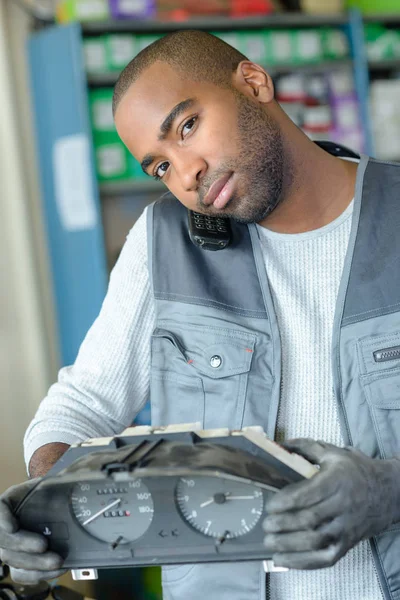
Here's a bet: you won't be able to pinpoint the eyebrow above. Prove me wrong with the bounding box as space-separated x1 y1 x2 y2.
140 97 197 175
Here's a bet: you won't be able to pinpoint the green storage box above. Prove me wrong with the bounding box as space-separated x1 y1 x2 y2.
364 24 400 61
106 34 136 71
346 0 400 13
83 37 108 73
89 88 114 134
238 30 271 64
321 27 350 60
211 31 242 52
93 132 134 181
135 34 163 53
292 29 324 64
269 30 295 65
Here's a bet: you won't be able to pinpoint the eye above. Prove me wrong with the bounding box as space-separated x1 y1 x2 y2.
181 116 197 138
154 161 170 180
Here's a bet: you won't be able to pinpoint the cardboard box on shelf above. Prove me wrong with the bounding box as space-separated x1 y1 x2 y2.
108 0 155 19
300 0 343 12
56 0 110 22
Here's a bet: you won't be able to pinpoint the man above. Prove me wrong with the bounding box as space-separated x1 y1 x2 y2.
1 30 400 599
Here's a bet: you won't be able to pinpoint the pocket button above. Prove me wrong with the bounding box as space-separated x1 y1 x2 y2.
210 355 222 368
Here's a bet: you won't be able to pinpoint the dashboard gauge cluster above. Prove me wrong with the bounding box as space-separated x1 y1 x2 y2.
15 424 317 572
175 476 264 540
70 479 154 544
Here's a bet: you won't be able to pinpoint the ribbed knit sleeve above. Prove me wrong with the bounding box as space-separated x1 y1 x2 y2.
23 208 154 469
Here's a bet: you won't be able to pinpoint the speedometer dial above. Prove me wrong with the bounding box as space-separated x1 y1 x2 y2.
71 479 154 544
176 476 264 539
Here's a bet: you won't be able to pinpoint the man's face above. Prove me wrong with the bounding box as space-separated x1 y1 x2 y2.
115 61 284 224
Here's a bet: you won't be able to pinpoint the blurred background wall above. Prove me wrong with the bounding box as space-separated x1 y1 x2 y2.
0 0 59 487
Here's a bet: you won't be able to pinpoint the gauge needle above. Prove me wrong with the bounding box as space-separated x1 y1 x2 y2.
83 498 121 526
200 498 215 508
225 496 256 500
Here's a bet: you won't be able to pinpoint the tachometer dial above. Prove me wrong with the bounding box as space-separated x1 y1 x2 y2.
176 476 264 539
71 479 154 544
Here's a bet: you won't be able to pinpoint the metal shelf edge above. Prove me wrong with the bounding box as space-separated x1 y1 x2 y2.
364 14 400 24
88 59 353 85
99 180 164 195
368 59 400 70
82 13 349 34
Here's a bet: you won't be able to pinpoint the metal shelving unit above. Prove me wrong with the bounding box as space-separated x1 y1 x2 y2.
28 10 375 362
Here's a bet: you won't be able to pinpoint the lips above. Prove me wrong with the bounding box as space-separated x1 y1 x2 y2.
203 172 233 206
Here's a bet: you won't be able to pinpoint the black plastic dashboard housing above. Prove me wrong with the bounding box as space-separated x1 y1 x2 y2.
16 426 315 571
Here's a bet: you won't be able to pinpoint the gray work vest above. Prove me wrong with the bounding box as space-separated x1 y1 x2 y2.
147 155 400 600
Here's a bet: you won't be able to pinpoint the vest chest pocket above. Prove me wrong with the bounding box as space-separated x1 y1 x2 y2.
358 332 400 459
150 326 256 430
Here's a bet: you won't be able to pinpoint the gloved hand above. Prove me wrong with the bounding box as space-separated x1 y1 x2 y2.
262 439 400 570
0 479 66 584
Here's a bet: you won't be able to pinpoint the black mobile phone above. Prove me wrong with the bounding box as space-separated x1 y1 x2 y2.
188 210 231 251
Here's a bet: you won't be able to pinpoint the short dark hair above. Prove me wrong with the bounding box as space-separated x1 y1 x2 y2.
112 30 247 117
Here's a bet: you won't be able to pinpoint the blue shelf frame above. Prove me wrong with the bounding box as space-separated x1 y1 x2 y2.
347 9 375 156
28 24 108 367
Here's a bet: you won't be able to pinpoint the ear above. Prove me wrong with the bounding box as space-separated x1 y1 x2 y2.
233 61 274 104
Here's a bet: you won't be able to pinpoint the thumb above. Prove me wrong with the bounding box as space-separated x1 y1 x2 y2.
0 500 18 534
282 438 328 465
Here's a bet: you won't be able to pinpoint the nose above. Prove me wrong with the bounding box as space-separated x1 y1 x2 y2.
174 151 207 192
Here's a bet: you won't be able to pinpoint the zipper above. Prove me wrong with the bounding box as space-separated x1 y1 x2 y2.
369 537 390 600
373 345 400 363
265 574 270 600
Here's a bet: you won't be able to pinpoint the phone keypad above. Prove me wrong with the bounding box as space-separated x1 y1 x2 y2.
193 213 228 234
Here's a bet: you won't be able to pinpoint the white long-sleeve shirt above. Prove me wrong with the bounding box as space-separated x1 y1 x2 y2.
24 200 383 600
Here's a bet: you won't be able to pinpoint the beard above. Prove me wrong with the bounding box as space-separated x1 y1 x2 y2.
198 93 286 224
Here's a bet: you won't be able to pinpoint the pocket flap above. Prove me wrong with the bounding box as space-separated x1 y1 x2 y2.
188 338 255 379
360 370 400 409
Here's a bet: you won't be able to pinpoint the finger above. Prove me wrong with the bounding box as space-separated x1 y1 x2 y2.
0 501 17 535
0 548 63 571
0 530 48 554
9 567 67 585
2 479 41 511
265 470 338 514
272 542 344 570
282 439 330 464
263 497 336 533
263 525 339 554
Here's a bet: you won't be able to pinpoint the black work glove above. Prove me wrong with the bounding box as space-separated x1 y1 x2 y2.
262 439 400 570
0 479 66 584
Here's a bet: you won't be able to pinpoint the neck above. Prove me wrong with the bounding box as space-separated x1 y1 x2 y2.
258 118 358 234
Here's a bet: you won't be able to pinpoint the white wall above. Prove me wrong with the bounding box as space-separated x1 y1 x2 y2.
0 2 59 488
